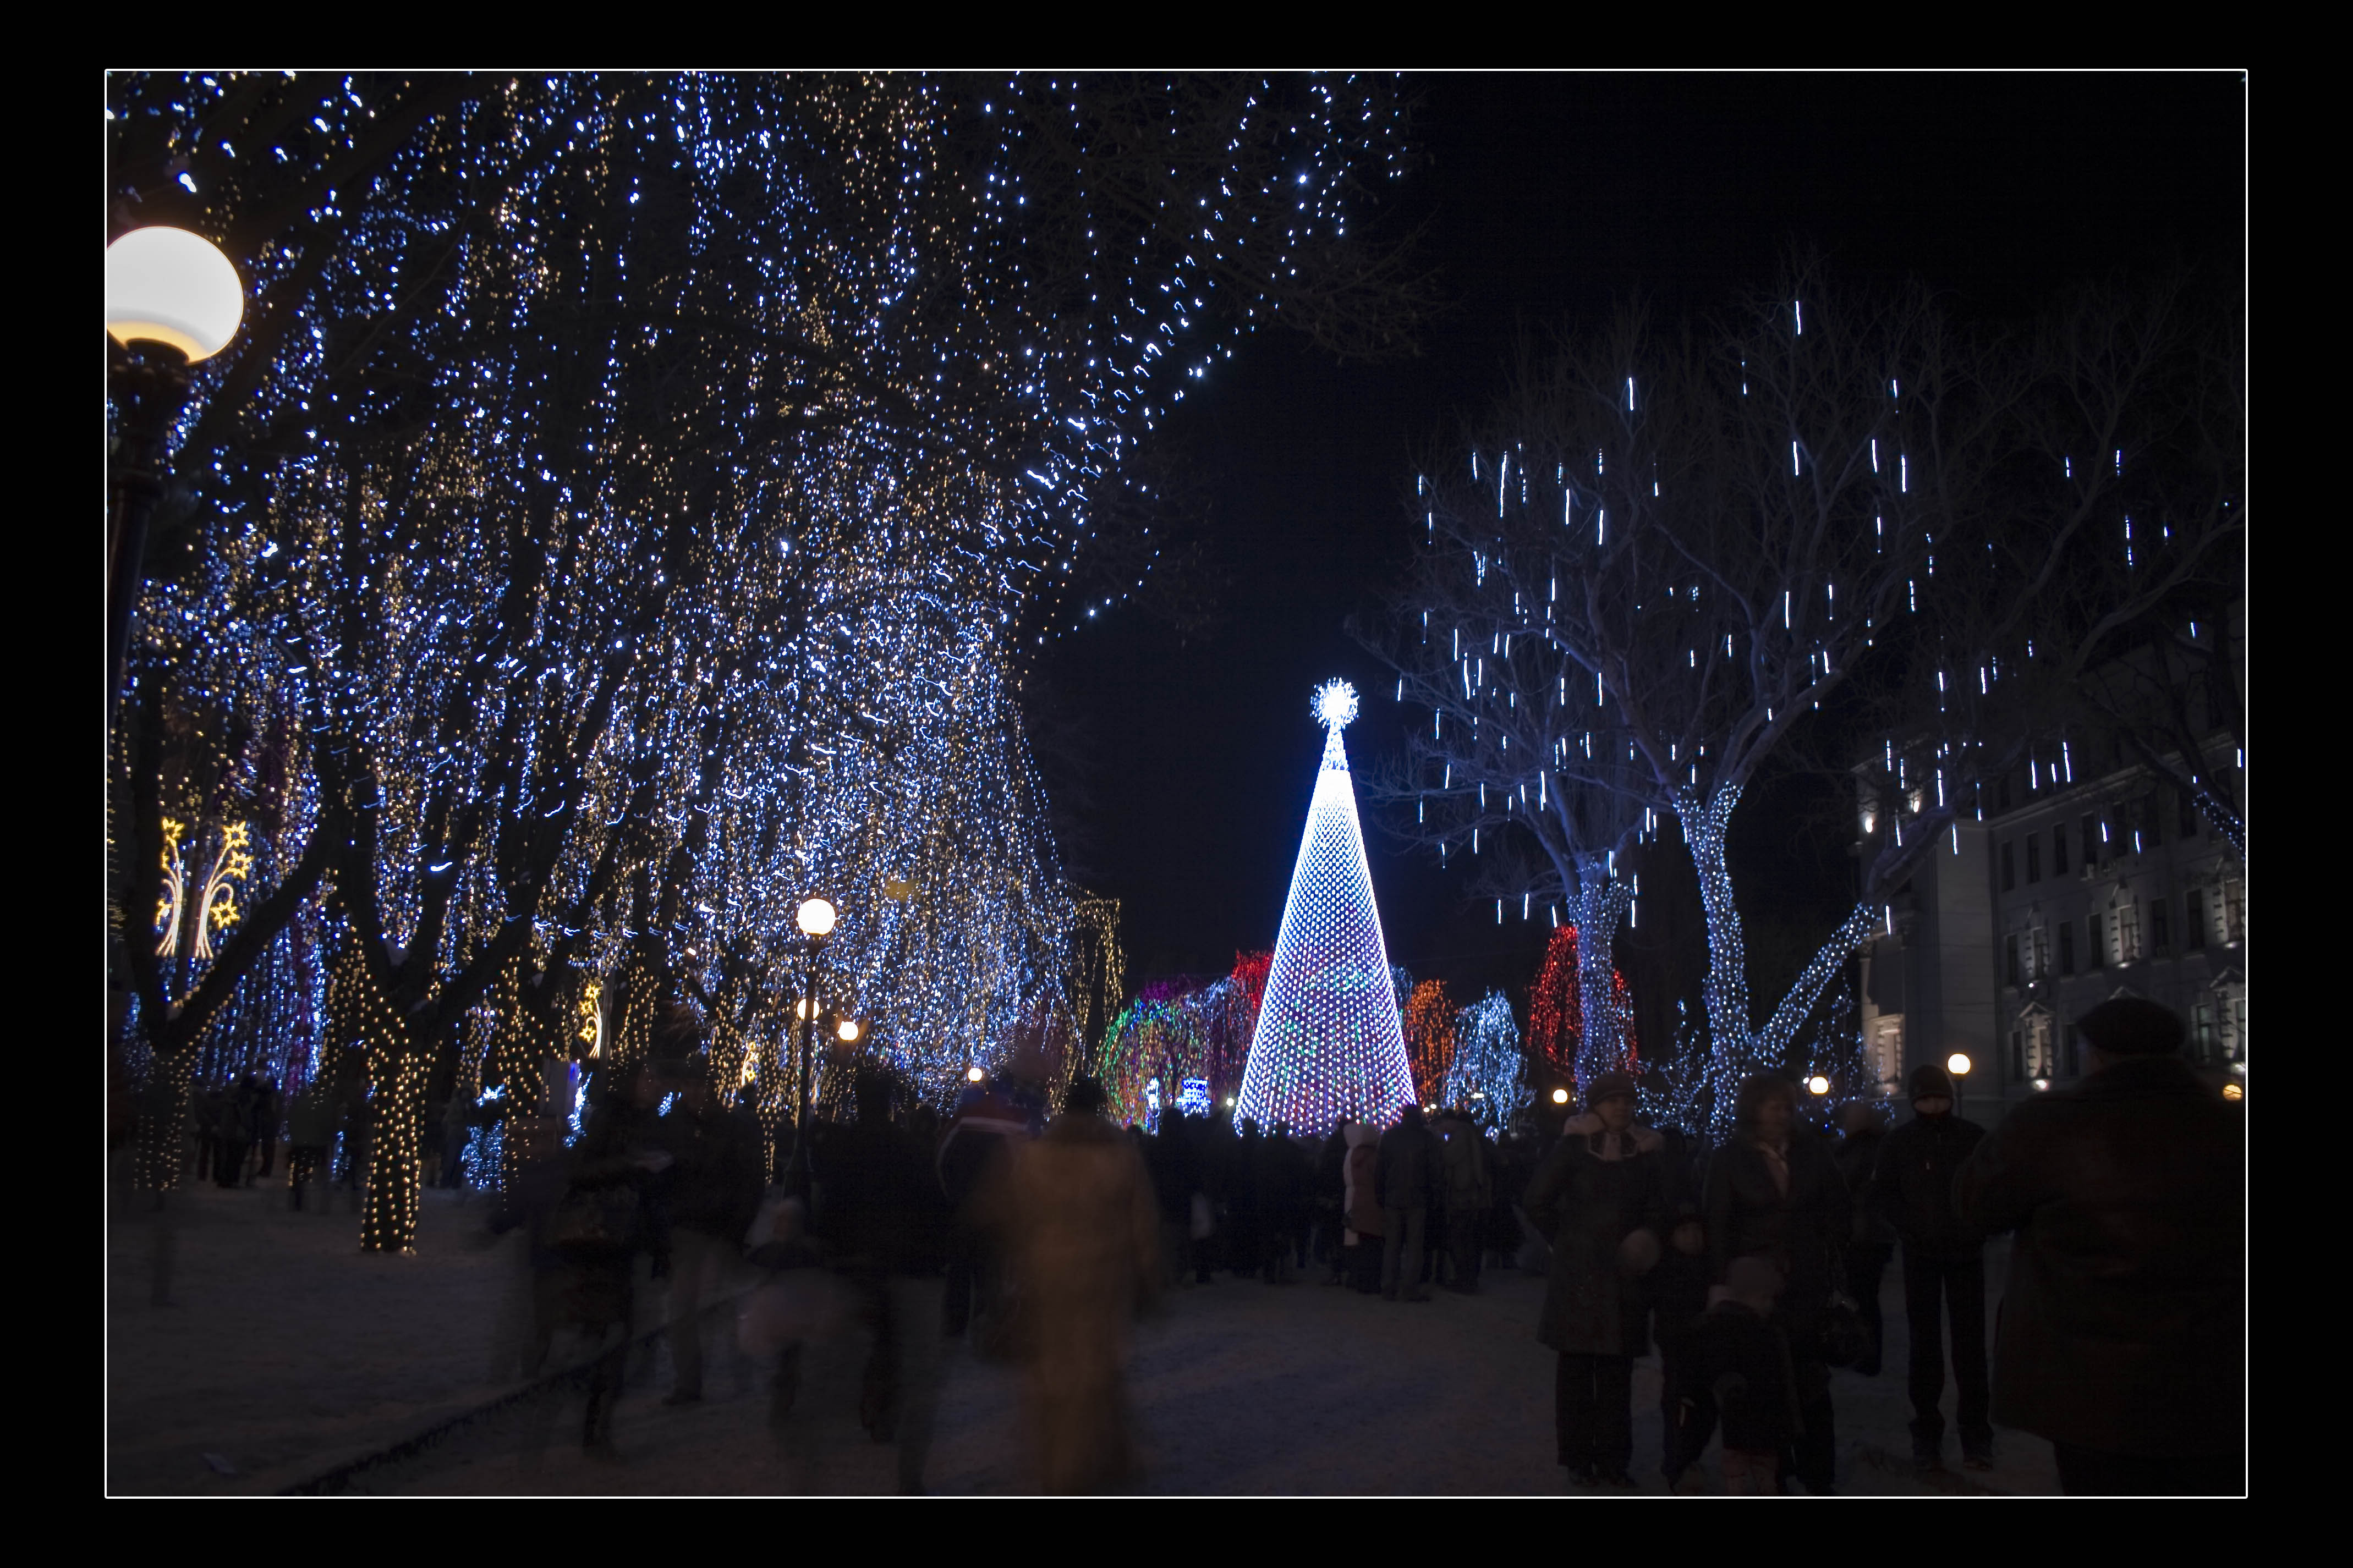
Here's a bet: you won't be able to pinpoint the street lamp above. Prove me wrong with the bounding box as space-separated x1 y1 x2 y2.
1946 1053 1972 1077
106 227 243 700
1550 1087 1570 1105
835 1018 862 1044
790 895 837 1193
1806 1075 1831 1097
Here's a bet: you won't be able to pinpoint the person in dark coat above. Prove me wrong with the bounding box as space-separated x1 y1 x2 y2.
1438 1109 1493 1292
1833 1102 1895 1377
1955 998 2244 1495
648 1042 765 1405
1311 1120 1350 1282
1376 1104 1441 1302
813 1066 948 1490
1522 1072 1664 1486
1871 1062 1992 1470
547 1061 670 1455
1646 1201 1711 1477
1703 1073 1850 1494
1342 1121 1385 1292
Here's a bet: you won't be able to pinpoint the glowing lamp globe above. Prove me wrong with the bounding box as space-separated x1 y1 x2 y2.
1551 1087 1570 1105
796 896 837 938
106 227 244 361
1806 1075 1830 1096
836 1019 862 1044
2222 1082 2243 1102
1946 1052 1973 1077
966 1065 985 1084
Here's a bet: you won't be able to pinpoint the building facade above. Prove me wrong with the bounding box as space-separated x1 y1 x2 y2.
1856 748 2245 1126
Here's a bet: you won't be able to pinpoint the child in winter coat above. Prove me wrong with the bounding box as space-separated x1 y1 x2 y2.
1647 1204 1712 1476
1671 1255 1801 1494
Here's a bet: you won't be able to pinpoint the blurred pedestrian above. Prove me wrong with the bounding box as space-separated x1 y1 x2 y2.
285 1078 337 1212
253 1077 282 1182
1342 1120 1384 1292
1871 1063 1991 1471
939 1072 1032 1344
1956 998 2244 1495
544 1061 669 1456
214 1076 255 1189
1312 1119 1350 1282
990 1074 1159 1493
1834 1100 1895 1377
1523 1071 1664 1487
648 1031 765 1406
813 1066 945 1492
1703 1074 1849 1494
1376 1103 1440 1302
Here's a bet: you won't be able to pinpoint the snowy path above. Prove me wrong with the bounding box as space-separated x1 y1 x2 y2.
109 1176 2062 1495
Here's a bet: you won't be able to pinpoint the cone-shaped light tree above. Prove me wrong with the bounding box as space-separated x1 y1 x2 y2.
1236 681 1417 1134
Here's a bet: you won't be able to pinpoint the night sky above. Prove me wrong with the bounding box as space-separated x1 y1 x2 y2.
1029 72 2242 1002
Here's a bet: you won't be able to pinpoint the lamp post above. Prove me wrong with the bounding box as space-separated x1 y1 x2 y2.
1946 1051 1972 1109
791 895 837 1193
106 227 243 701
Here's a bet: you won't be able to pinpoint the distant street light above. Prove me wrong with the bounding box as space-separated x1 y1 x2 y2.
789 895 838 1194
966 1065 985 1085
1946 1052 1973 1077
835 1018 862 1044
1806 1075 1831 1096
1550 1087 1570 1105
107 226 244 700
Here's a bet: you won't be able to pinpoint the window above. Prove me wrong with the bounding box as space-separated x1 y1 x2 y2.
2024 1013 2056 1077
2116 900 2142 964
2059 920 2076 976
2178 786 2200 838
2026 834 2042 883
2086 911 2105 969
2005 933 2021 987
2222 878 2244 943
2185 888 2207 950
2151 898 2172 954
2231 998 2246 1061
2192 1003 2216 1064
2001 840 2016 892
2053 823 2069 876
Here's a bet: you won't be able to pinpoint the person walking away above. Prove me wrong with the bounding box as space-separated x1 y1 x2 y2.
939 1073 1032 1346
813 1067 946 1492
253 1077 282 1182
1439 1109 1494 1292
1955 998 2244 1495
214 1077 255 1189
1646 1202 1710 1478
649 1041 765 1406
1523 1072 1664 1487
1869 1063 1991 1471
285 1079 337 1211
440 1090 475 1190
1703 1074 1850 1494
1376 1104 1440 1302
988 1074 1160 1493
1673 1256 1802 1494
1342 1121 1385 1293
546 1061 668 1456
1835 1101 1896 1377
1312 1119 1350 1281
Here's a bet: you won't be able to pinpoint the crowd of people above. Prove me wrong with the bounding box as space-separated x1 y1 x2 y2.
136 994 2242 1495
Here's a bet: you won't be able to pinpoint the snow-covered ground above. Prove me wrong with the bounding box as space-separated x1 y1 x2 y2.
109 1169 2063 1495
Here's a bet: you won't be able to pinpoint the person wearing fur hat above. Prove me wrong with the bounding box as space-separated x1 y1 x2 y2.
1868 1060 1992 1471
1956 998 2244 1495
1704 1073 1850 1494
1523 1071 1665 1487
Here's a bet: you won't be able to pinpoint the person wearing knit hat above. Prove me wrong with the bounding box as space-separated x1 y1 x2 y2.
1956 998 2242 1494
1524 1069 1665 1487
1871 1058 1991 1471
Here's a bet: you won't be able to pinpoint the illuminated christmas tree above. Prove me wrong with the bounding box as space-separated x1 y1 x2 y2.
1236 681 1417 1135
